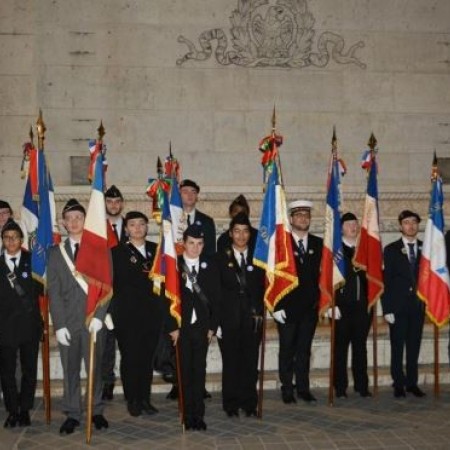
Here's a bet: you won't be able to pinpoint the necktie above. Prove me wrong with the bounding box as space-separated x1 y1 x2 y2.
10 257 17 271
407 243 416 267
112 223 119 241
187 214 191 226
74 243 80 262
240 252 246 271
191 265 197 278
298 239 305 263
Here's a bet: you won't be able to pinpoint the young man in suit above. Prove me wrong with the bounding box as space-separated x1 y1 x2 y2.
0 220 42 428
331 212 372 398
382 210 426 398
272 200 323 404
48 199 109 434
169 224 220 431
111 211 166 417
216 212 264 418
179 179 216 258
101 185 127 401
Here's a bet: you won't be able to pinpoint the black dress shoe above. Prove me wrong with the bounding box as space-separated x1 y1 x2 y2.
166 385 178 400
225 409 239 418
184 417 195 431
298 391 317 403
141 401 159 415
394 386 406 398
336 390 348 399
195 417 207 430
4 413 18 428
102 383 114 401
282 392 297 404
406 386 426 397
18 411 31 426
203 388 212 399
358 390 373 398
127 401 142 417
92 414 109 430
244 409 257 417
59 417 80 434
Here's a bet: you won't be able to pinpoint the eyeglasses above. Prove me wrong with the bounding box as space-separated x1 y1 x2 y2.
2 235 21 242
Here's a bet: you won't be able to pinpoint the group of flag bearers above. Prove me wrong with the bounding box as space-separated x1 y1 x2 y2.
1 111 450 442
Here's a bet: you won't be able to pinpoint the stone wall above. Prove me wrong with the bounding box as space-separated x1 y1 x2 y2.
1 0 450 230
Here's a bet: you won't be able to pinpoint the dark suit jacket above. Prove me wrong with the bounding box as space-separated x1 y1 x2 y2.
0 251 42 347
48 239 109 333
381 238 423 315
111 241 168 336
217 226 258 256
274 233 323 322
216 247 264 330
193 210 216 258
177 255 220 332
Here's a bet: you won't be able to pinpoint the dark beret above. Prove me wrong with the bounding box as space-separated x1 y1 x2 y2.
341 212 358 224
180 179 200 193
105 185 123 200
230 212 251 230
63 198 86 216
124 211 149 226
183 224 204 241
398 210 421 224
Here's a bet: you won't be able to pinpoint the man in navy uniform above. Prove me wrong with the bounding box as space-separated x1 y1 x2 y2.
382 210 426 398
272 200 322 404
169 224 220 431
331 212 372 398
101 185 127 401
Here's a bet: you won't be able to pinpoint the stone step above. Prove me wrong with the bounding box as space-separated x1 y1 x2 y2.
38 319 449 382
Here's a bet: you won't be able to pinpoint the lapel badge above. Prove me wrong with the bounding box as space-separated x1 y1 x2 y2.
22 272 28 278
130 256 138 264
201 261 207 269
247 265 254 272
401 247 407 255
309 249 314 254
228 262 234 268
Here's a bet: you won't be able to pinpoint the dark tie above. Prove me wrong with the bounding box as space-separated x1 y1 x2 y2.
187 214 191 226
407 243 416 267
10 257 17 271
298 239 305 263
191 265 197 278
240 252 246 271
112 223 119 241
74 243 80 262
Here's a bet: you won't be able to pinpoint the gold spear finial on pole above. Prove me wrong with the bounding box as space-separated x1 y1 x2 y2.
37 109 46 150
368 132 377 152
97 121 105 141
169 141 173 158
331 126 337 156
271 105 276 133
29 126 34 146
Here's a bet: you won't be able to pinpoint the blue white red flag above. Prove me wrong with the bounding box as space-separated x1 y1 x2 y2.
318 149 345 315
417 156 450 327
353 150 384 309
76 141 113 323
150 188 182 326
253 163 298 312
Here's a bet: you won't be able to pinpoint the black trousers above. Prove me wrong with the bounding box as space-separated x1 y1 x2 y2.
389 304 425 389
334 304 372 393
180 326 208 420
0 338 40 414
219 316 261 412
277 308 318 394
101 329 116 386
116 330 159 405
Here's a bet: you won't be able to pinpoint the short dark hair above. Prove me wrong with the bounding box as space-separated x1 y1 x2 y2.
1 219 24 239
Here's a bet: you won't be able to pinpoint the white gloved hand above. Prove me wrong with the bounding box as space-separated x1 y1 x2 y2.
56 327 71 346
89 317 103 335
326 307 342 320
104 313 114 331
384 313 395 324
272 309 287 324
216 326 223 339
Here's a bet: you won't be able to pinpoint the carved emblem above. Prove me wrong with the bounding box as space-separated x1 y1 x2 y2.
177 0 365 69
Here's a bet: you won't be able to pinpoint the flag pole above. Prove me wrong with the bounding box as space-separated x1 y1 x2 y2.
85 121 105 444
368 133 379 397
327 127 338 407
36 112 52 424
434 324 440 398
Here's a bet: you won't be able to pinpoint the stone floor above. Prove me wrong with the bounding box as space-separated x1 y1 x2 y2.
1 387 450 450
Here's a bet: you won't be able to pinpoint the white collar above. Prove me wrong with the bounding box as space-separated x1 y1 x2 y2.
232 247 248 261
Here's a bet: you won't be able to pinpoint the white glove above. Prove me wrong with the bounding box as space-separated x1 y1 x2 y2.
384 313 395 324
216 326 223 339
56 327 71 346
326 307 342 320
104 313 114 331
272 309 287 324
88 317 103 336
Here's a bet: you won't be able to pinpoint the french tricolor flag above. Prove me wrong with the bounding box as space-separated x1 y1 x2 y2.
169 176 185 255
76 140 113 323
417 154 450 327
